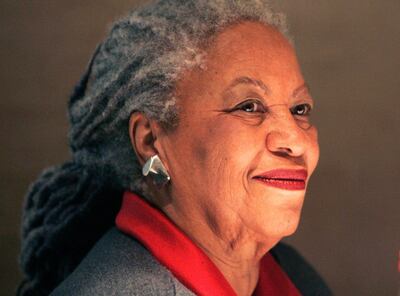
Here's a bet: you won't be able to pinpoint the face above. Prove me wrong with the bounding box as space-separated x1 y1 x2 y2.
157 22 319 244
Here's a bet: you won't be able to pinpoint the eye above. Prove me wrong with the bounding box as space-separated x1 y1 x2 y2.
291 103 312 116
234 99 266 113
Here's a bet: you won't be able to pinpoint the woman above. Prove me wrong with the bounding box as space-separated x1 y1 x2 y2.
19 0 331 295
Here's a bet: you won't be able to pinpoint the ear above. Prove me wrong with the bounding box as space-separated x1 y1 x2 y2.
129 112 162 166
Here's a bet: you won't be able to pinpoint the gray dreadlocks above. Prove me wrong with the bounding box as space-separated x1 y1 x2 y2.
18 1 290 295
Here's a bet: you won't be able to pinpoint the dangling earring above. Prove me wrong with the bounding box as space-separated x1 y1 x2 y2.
142 155 171 186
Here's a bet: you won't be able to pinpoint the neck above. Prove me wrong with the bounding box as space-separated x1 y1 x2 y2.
162 203 279 296
200 246 260 296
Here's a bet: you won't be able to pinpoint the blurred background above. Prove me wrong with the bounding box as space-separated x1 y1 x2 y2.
1 0 399 295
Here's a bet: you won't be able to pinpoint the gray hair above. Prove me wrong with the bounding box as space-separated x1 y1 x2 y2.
71 0 290 193
18 1 290 295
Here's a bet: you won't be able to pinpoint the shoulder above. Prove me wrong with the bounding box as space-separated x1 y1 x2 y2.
50 228 194 296
270 242 332 296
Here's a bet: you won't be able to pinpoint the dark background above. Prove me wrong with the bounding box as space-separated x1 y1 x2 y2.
1 0 399 295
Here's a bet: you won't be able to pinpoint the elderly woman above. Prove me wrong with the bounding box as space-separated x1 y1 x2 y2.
18 0 331 295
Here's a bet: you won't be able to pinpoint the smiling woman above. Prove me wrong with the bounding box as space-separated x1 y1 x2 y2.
154 22 320 253
18 1 330 295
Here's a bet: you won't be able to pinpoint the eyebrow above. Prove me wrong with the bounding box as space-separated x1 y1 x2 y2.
223 76 312 104
225 76 270 94
292 83 311 98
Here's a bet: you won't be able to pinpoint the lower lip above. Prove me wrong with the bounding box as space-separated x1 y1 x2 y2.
254 178 306 190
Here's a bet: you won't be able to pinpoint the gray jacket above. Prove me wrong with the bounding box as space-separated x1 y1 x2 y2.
51 228 331 295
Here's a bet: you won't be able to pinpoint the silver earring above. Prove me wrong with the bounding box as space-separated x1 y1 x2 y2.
142 155 171 186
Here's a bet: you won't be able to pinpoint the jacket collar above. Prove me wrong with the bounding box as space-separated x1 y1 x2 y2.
116 191 301 296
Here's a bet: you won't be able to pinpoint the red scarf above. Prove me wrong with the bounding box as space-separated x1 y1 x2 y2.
116 191 301 296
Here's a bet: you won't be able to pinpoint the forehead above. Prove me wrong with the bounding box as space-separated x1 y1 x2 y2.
175 21 304 103
207 21 300 77
209 21 292 58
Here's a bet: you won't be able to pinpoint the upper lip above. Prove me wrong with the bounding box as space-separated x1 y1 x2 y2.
254 169 308 181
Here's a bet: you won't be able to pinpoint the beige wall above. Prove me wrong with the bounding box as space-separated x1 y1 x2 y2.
1 1 399 295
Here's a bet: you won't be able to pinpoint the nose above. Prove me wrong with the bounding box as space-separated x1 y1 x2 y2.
265 110 308 158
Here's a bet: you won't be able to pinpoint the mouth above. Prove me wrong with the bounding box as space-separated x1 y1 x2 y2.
253 169 308 191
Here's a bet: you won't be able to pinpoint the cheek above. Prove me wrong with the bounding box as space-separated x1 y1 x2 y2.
305 126 320 174
189 122 257 199
194 122 257 173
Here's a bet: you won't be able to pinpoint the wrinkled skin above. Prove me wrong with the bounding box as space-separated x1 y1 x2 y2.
131 21 319 296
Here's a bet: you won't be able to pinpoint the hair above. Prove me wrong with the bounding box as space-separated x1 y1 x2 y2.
18 0 290 295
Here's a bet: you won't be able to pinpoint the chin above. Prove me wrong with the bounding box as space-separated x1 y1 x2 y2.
282 218 301 237
281 211 303 237
261 210 302 241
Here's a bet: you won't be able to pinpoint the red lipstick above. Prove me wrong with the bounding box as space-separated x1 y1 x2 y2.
253 169 308 190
